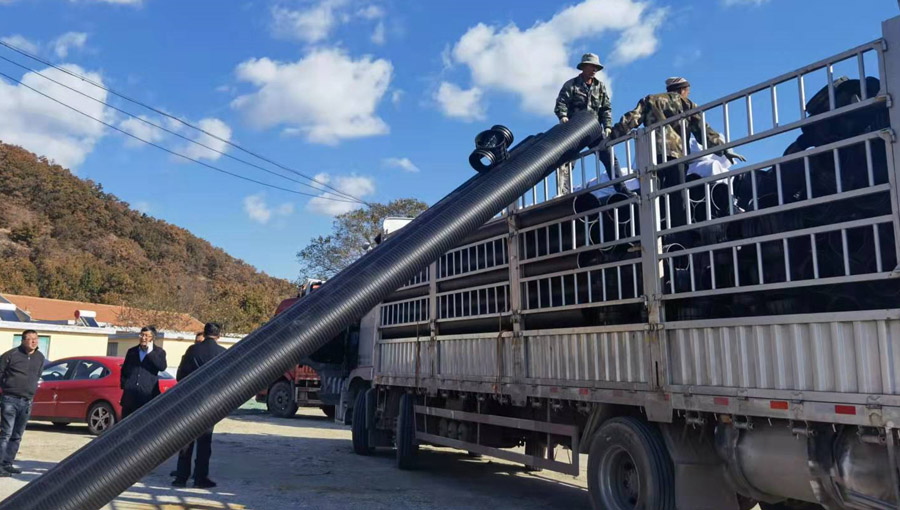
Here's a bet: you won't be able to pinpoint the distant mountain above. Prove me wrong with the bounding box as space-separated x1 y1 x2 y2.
0 142 295 333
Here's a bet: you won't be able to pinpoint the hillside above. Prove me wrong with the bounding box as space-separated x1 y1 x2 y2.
0 142 295 333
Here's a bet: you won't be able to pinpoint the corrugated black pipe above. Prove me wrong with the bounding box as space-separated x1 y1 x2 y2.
0 111 601 510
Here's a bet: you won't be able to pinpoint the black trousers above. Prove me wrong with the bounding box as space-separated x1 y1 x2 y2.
176 428 213 481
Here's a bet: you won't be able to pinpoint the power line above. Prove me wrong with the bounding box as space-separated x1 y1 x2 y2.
0 40 369 206
0 53 359 204
0 69 359 202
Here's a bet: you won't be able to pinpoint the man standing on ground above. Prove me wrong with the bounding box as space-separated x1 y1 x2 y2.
120 326 168 419
555 53 629 194
173 322 226 489
0 330 44 476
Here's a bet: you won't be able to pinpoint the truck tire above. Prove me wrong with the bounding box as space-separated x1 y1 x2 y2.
587 417 675 510
524 436 546 472
351 390 372 455
396 393 417 470
267 380 298 418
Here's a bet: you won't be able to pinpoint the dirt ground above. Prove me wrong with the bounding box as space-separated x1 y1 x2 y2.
0 403 592 510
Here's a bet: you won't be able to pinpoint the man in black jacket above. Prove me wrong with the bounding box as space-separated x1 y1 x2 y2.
120 326 168 419
0 330 45 476
173 322 226 489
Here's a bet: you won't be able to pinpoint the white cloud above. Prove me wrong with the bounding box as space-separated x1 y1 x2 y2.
391 89 404 104
231 48 392 144
133 201 151 214
271 1 343 44
0 64 110 168
243 193 295 224
371 20 386 45
441 0 666 117
271 0 385 44
180 117 231 161
434 82 484 121
0 34 38 54
52 32 88 59
356 5 383 19
306 173 375 216
382 157 419 173
118 115 166 146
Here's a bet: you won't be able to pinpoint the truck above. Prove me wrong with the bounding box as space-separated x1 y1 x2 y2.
257 278 353 419
259 221 412 422
350 17 900 510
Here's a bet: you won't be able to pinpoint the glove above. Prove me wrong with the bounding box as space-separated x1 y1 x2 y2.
560 117 569 124
603 127 612 139
723 149 746 164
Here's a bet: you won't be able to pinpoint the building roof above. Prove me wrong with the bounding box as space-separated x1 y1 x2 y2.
0 294 204 331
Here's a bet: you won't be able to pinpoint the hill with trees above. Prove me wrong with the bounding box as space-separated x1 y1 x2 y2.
0 142 295 333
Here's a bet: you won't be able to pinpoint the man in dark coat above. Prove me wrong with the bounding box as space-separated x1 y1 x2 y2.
172 322 227 489
119 326 168 419
0 330 44 476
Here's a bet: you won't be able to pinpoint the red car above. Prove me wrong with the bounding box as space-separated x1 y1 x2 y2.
29 356 176 435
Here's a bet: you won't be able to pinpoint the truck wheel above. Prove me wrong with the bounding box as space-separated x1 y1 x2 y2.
320 406 336 419
351 390 372 455
267 380 298 418
587 417 675 510
524 436 547 472
396 393 417 470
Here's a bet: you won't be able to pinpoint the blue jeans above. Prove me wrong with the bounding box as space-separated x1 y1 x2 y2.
0 395 31 466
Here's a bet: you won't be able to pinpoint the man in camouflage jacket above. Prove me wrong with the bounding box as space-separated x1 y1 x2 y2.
612 77 745 171
554 53 629 195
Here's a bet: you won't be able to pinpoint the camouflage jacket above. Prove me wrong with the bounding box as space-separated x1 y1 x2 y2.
554 75 612 129
612 92 725 161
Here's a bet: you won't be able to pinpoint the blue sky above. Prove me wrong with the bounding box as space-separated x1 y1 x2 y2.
0 0 896 281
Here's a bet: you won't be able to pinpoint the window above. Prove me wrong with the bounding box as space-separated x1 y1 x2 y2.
41 361 72 382
72 360 109 381
106 343 118 357
13 334 50 359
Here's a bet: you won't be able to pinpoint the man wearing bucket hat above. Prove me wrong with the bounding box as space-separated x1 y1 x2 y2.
555 53 629 195
612 77 745 170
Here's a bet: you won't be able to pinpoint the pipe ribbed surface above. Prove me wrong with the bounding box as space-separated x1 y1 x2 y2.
0 111 601 510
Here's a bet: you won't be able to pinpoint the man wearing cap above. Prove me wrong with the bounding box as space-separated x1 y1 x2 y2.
612 77 745 227
612 77 745 174
555 53 628 195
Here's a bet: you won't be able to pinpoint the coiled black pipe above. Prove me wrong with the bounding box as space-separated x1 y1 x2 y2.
0 112 602 510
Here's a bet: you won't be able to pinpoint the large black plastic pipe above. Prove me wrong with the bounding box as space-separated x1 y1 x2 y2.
0 112 601 510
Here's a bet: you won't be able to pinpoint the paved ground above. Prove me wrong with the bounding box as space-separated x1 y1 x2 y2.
0 403 591 510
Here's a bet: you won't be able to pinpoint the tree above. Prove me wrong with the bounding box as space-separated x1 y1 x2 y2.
297 198 428 279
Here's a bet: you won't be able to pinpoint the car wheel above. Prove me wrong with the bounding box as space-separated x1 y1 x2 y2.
267 380 298 418
587 417 675 510
87 402 116 435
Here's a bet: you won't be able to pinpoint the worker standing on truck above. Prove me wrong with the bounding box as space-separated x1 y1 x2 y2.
172 322 226 489
555 53 628 195
612 77 746 177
